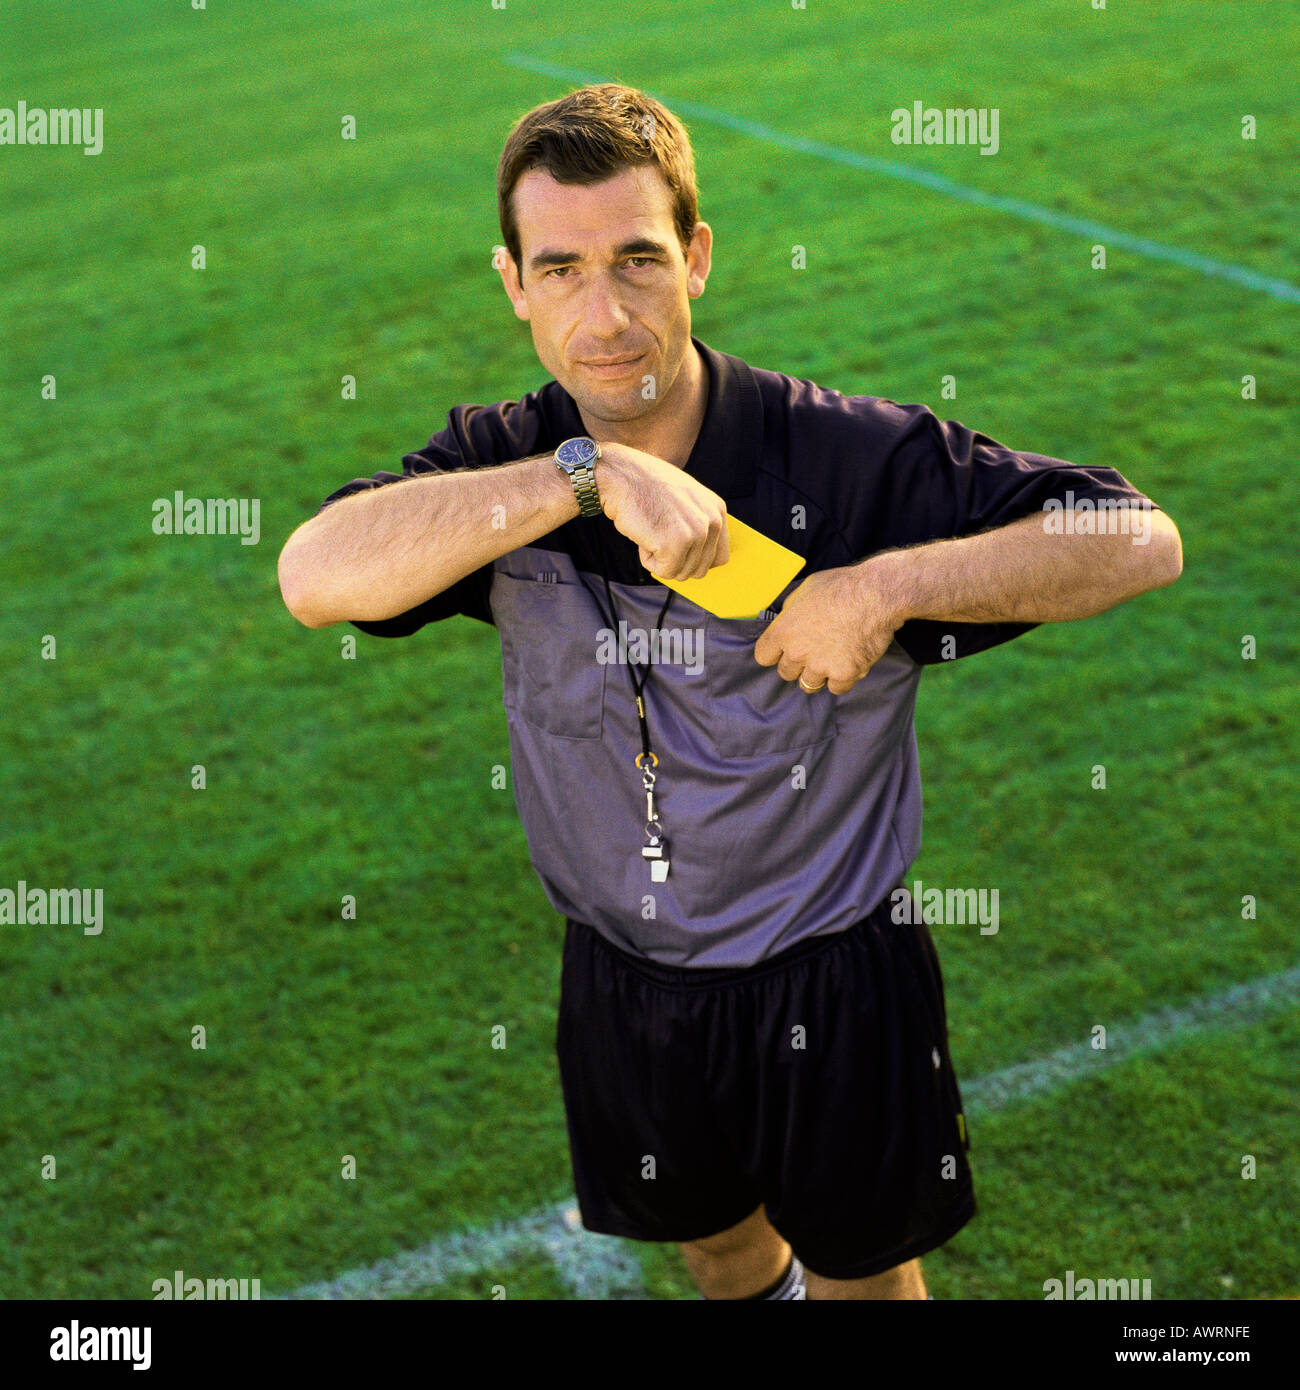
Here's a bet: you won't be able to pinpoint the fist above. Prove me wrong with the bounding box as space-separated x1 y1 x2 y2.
753 563 900 695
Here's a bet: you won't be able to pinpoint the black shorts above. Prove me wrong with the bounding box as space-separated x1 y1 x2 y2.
555 890 976 1280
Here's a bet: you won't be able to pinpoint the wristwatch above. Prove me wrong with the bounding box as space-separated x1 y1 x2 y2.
554 436 603 518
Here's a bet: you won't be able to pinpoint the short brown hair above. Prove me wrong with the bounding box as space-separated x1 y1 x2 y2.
497 83 699 272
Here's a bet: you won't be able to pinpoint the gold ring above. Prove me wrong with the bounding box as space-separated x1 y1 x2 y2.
798 675 827 693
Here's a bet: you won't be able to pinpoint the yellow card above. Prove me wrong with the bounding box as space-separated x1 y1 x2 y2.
650 514 806 619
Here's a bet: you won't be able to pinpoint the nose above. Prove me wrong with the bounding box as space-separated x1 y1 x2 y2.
583 268 631 337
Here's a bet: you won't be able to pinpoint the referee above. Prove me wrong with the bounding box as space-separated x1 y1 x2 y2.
278 84 1182 1300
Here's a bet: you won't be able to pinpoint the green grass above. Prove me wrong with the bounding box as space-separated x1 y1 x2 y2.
389 1254 574 1302
0 0 1295 1299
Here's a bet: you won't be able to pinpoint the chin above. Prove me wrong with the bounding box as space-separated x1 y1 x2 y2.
571 380 647 414
583 396 650 423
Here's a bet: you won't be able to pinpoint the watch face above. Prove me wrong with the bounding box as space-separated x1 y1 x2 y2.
557 437 598 469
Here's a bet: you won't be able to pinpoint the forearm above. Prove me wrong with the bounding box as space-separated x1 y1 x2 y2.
278 452 579 627
863 510 1183 628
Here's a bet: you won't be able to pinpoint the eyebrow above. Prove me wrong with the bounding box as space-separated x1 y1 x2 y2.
528 237 673 273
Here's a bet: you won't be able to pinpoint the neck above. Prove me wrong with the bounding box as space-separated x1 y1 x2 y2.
581 341 707 469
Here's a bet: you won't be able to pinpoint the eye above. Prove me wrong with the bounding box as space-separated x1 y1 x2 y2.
544 257 655 281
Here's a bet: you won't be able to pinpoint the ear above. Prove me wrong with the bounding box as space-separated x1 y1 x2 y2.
496 248 531 322
685 221 712 300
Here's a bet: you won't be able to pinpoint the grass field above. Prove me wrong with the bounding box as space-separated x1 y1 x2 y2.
1 0 1296 1300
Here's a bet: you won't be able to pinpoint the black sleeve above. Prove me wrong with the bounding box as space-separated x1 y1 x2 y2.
314 404 512 636
857 402 1163 666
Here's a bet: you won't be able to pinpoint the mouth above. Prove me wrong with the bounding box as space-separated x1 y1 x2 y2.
580 352 645 377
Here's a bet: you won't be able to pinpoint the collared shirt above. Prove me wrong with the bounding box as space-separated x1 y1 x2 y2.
318 337 1160 966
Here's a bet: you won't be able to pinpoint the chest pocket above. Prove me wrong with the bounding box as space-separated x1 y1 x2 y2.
704 615 838 759
492 569 606 739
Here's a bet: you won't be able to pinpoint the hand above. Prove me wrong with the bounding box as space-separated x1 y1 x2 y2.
597 443 731 580
753 561 902 695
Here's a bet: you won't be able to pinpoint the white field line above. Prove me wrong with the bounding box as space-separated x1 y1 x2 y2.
278 1201 644 1301
503 54 1300 306
961 962 1300 1111
278 962 1300 1300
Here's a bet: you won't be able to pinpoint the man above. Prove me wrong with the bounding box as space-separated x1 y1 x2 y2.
278 83 1182 1300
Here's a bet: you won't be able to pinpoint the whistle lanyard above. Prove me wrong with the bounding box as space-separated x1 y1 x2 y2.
582 524 674 882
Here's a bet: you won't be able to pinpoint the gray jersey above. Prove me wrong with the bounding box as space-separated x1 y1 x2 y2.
320 338 1160 966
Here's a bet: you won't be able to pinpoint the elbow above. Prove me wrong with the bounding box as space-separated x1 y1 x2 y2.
1148 513 1183 588
1125 511 1181 598
278 538 335 629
